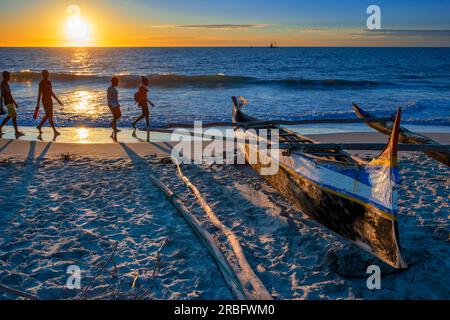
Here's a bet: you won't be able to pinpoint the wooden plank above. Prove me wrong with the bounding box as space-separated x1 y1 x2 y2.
303 152 347 157
144 129 449 152
237 117 392 128
175 163 272 300
146 174 248 300
156 117 392 129
347 143 449 152
279 133 300 137
278 143 450 152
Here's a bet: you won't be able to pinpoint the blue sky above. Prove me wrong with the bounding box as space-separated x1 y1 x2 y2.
114 0 450 28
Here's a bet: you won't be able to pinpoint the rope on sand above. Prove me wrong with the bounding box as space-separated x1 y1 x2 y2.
175 162 273 300
146 174 247 300
79 241 119 299
0 283 41 300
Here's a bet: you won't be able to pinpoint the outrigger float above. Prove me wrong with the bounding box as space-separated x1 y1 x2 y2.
232 96 409 268
353 103 450 167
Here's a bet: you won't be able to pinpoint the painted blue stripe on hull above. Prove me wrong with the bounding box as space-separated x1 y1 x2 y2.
285 163 398 216
317 162 373 187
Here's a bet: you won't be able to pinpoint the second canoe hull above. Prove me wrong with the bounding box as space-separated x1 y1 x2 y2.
353 103 450 167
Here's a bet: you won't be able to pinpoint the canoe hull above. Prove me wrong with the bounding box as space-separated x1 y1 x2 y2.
239 140 407 269
233 97 407 269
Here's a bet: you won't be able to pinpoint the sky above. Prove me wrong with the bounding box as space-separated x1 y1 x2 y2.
0 0 449 47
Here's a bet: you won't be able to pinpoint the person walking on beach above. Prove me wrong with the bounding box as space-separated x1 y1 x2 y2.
0 71 24 137
132 76 155 130
107 76 121 132
35 70 63 136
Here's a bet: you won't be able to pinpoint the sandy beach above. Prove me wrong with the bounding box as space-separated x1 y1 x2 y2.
0 129 448 300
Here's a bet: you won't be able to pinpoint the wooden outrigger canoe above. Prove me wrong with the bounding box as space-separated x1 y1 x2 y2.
232 97 408 269
353 103 450 167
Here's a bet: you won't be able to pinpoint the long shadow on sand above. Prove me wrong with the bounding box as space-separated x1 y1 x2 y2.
0 141 52 229
147 142 173 155
0 140 14 155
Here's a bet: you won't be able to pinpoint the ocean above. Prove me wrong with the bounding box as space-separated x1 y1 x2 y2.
1 47 450 129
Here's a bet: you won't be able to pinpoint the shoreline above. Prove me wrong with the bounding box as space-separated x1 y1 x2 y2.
0 124 448 146
0 130 448 161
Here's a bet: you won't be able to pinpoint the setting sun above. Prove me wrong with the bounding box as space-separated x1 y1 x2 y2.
65 5 92 46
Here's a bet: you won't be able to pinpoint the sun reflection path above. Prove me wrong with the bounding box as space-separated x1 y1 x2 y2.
76 127 90 143
70 48 93 74
72 91 90 113
66 90 104 117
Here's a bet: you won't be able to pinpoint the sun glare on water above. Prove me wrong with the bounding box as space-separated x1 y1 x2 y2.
66 5 92 46
72 90 90 113
76 128 90 142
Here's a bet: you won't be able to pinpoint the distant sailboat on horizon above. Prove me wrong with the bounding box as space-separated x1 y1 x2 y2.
269 41 277 48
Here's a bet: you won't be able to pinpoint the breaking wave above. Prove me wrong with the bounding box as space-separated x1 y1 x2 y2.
11 71 388 90
402 99 450 125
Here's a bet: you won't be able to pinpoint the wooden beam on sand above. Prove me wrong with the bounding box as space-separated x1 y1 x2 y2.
146 174 247 300
175 163 272 300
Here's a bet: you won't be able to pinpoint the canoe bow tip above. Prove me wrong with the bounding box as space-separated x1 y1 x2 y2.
352 103 366 118
391 107 402 155
369 106 402 167
231 96 240 109
398 256 409 270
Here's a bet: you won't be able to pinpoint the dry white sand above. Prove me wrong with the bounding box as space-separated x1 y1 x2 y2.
0 132 448 300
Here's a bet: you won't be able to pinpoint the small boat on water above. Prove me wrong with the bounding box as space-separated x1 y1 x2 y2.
232 96 408 269
353 103 450 167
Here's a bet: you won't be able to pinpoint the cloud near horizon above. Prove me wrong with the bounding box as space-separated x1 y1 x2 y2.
367 29 450 37
150 24 271 30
